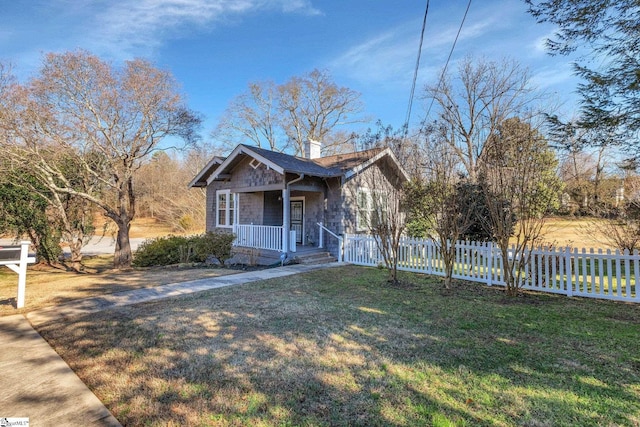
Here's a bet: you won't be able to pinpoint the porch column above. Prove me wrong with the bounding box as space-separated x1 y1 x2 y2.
233 193 239 225
282 188 290 253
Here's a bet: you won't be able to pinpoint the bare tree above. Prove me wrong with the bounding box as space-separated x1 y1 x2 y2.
213 81 282 152
584 161 640 252
350 164 406 285
136 149 208 233
546 115 615 213
0 51 201 268
355 121 425 180
424 56 536 183
213 69 364 156
405 123 477 288
480 117 563 296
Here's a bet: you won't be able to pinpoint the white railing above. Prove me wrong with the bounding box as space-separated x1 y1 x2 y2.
233 224 283 252
343 235 640 303
317 222 343 262
233 224 297 252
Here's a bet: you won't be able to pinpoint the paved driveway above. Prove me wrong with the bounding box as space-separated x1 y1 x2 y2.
0 236 145 256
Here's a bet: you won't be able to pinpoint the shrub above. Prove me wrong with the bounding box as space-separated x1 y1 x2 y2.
132 235 192 267
177 214 195 233
132 231 235 267
192 231 235 265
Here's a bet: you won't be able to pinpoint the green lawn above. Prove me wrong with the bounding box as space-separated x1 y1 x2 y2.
37 266 640 426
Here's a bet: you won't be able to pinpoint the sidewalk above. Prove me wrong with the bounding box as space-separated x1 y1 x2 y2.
1 262 344 425
0 315 121 426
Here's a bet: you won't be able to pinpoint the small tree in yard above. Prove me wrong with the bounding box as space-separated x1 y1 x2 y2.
0 174 62 264
480 117 563 296
405 124 477 288
350 163 406 285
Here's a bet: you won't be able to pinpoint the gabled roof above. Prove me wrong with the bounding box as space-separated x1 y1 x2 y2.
188 156 225 188
315 147 410 182
237 145 341 177
189 143 410 188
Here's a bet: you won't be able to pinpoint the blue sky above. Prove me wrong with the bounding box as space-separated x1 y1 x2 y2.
0 0 579 140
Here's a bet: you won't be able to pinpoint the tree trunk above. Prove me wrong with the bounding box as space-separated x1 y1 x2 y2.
68 239 84 272
113 219 132 269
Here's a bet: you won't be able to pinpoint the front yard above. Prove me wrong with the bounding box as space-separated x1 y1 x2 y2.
37 265 639 426
0 255 237 315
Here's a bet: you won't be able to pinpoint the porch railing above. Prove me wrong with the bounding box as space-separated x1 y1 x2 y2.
233 224 283 252
317 222 343 262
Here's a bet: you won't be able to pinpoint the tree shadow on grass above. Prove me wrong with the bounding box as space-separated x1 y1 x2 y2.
35 266 640 426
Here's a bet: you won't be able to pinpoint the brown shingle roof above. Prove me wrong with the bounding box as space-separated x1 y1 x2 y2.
312 148 384 173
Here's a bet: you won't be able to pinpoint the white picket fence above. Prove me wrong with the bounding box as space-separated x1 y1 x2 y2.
343 234 640 303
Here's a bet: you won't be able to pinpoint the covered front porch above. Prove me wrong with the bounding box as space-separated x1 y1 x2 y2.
224 186 325 254
233 223 296 253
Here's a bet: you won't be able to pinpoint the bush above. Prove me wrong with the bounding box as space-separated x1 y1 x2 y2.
192 231 235 265
132 235 192 267
132 231 235 267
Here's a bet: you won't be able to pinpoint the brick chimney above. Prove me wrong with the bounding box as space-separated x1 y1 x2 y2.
305 138 322 159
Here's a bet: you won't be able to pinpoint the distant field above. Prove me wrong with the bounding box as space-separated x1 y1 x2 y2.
540 217 613 250
94 216 204 239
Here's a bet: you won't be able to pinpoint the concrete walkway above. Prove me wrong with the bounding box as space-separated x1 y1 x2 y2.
0 315 121 426
0 262 344 424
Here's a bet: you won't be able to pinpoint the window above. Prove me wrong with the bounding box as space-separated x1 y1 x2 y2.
357 189 373 231
357 188 386 231
216 190 235 228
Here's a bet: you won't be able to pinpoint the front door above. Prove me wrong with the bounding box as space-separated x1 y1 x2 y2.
290 200 303 244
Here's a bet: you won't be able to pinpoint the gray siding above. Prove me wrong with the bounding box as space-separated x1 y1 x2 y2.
263 191 283 226
238 192 263 225
228 157 283 188
203 152 404 259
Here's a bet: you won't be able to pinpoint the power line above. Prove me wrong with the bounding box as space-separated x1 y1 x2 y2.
425 0 473 120
403 0 430 137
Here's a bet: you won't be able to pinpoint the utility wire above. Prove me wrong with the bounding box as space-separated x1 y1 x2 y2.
425 0 473 120
403 0 430 137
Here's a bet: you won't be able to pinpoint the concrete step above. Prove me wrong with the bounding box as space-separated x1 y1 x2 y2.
294 251 337 265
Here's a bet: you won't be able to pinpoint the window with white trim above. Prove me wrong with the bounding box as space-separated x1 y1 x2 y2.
357 189 373 231
357 188 386 231
216 190 235 228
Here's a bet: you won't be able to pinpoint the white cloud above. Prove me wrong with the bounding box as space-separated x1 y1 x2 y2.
48 0 322 61
531 63 575 89
328 7 503 88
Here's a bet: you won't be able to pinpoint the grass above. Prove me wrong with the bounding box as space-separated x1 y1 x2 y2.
0 255 237 316
540 217 613 249
36 265 640 426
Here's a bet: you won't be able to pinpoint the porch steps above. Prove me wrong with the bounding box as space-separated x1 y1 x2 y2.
293 251 337 265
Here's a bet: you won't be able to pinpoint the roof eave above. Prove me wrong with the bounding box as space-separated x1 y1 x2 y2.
188 156 224 188
206 145 285 185
343 148 410 182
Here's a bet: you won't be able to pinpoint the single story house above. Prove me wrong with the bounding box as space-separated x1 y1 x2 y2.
189 140 409 262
